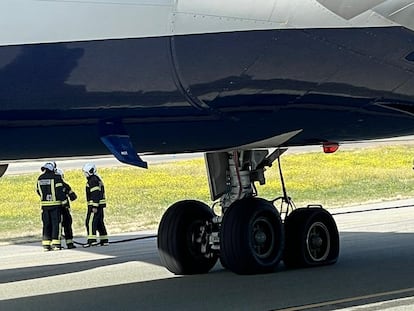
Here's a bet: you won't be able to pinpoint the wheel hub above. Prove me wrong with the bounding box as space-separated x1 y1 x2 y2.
252 217 275 259
255 231 267 244
311 236 323 248
306 221 330 262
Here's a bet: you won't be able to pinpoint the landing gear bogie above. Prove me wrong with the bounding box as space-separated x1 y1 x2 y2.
157 147 341 275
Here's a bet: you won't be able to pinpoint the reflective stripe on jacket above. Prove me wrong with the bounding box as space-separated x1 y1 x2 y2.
37 170 65 208
86 175 106 208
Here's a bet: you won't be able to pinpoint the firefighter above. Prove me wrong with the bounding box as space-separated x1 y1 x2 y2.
36 162 65 251
82 163 109 247
55 168 77 249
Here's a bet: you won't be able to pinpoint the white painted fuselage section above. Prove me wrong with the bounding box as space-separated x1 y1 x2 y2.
1 0 413 46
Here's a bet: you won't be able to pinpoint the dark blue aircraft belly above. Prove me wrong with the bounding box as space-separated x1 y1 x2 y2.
0 27 414 160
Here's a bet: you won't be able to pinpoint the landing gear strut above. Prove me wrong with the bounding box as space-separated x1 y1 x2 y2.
157 148 340 275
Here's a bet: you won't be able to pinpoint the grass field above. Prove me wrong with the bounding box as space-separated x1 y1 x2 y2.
2 144 414 244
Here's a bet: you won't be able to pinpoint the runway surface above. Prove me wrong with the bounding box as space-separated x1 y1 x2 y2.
1 199 414 311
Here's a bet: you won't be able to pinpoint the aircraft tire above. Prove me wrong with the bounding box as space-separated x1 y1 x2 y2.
220 197 284 274
157 200 218 275
283 207 339 268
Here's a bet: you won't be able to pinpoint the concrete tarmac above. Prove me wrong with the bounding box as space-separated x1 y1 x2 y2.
1 199 414 311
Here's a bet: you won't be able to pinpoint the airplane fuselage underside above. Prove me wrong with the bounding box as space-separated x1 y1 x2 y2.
0 26 414 160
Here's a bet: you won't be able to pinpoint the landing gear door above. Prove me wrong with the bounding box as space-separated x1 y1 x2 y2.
205 152 229 201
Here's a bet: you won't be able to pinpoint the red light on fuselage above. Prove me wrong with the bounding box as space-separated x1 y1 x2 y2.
322 142 339 153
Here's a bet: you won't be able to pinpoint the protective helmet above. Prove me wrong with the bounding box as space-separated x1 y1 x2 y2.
55 168 64 178
82 163 97 177
41 162 55 172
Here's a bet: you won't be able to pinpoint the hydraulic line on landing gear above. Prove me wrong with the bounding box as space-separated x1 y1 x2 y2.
270 154 296 219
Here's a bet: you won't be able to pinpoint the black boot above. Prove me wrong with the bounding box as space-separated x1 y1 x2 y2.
67 243 77 249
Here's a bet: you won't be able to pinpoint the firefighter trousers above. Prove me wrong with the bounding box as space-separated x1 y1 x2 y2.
85 206 108 244
61 206 74 243
42 205 61 248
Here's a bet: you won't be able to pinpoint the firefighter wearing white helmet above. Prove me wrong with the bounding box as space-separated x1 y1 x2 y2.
55 168 77 249
82 163 108 247
36 162 65 251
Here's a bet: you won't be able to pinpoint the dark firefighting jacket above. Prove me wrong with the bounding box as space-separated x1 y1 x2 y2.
86 175 106 208
36 170 66 208
61 180 77 208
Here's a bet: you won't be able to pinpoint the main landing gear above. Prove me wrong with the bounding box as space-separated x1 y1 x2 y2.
157 149 339 275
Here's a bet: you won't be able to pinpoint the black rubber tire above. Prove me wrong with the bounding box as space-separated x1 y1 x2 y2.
157 200 218 275
283 207 339 268
220 198 284 275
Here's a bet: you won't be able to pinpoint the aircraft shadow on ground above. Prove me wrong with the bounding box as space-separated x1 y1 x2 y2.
0 234 159 284
1 231 414 311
